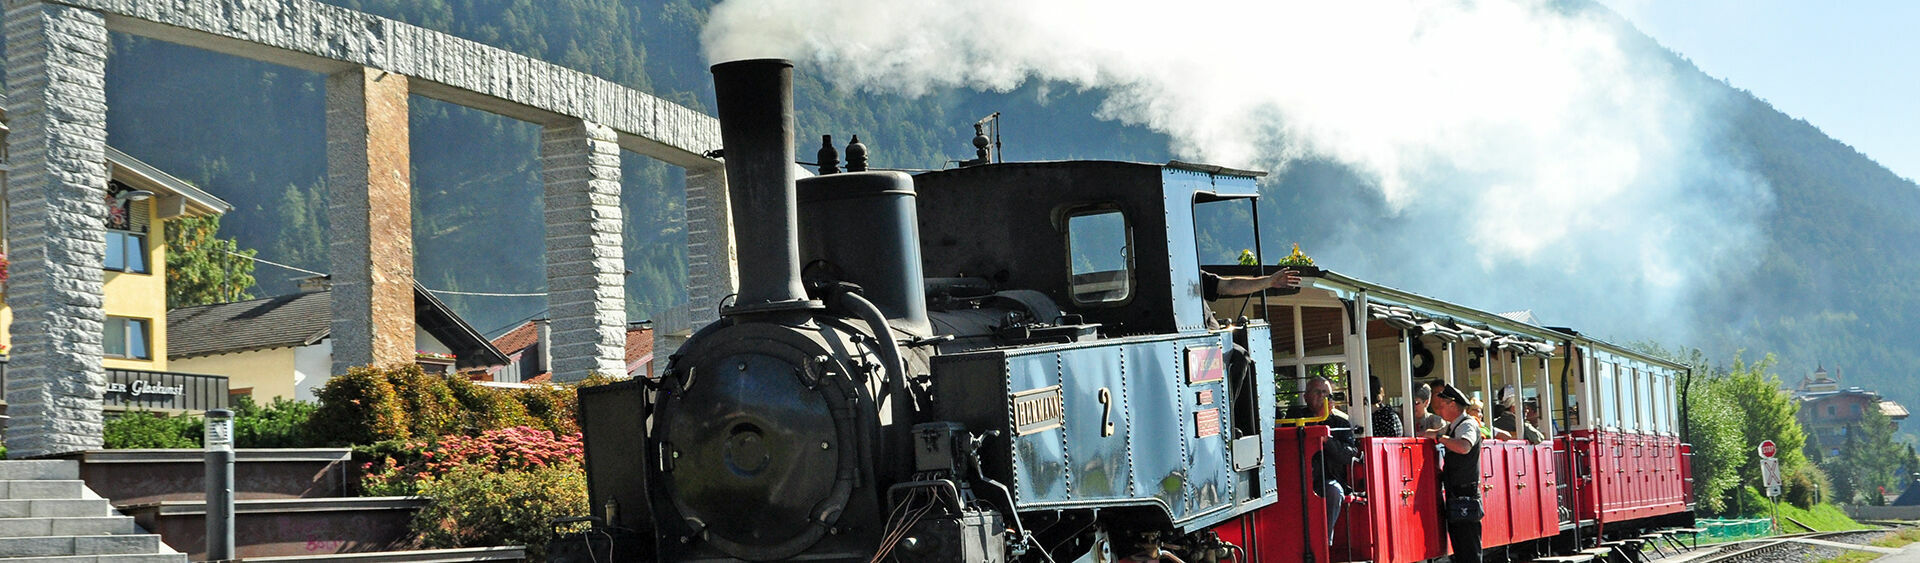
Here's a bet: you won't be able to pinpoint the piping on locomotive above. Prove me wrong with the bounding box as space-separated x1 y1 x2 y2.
563 60 1698 563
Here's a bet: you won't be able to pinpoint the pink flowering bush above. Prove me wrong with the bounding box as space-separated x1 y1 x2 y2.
357 426 582 496
355 426 587 557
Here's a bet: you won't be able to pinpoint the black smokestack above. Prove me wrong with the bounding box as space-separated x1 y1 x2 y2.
711 59 810 312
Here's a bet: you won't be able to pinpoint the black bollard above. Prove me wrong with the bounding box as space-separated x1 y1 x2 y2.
204 409 235 561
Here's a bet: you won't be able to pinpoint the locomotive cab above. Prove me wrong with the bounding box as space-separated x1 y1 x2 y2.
911 160 1266 338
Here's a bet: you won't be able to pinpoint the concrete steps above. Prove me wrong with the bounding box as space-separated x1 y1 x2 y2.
0 461 183 563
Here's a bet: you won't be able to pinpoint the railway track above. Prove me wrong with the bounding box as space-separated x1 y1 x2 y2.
1666 529 1900 563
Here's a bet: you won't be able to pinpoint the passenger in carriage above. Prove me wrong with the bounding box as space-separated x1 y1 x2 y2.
1466 398 1494 440
1371 375 1404 437
1428 384 1485 563
1413 383 1447 434
1491 387 1545 444
1526 400 1556 435
1292 376 1359 545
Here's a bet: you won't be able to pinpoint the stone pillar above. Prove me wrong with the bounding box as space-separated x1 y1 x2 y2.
326 66 413 375
682 165 736 329
654 164 735 369
2 1 111 458
541 119 625 381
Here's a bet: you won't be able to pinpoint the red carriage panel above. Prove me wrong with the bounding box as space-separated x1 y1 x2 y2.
1534 443 1561 535
1217 425 1332 563
1566 432 1603 523
1332 438 1445 563
1479 439 1513 548
1504 442 1541 542
1627 435 1644 519
1680 442 1696 507
1656 436 1686 517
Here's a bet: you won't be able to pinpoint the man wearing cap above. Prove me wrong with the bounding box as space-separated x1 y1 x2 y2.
1425 384 1484 563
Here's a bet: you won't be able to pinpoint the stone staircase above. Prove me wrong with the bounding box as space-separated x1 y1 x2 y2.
0 460 184 562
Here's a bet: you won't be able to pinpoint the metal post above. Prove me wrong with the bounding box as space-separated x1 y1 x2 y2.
204 409 235 561
1351 291 1371 436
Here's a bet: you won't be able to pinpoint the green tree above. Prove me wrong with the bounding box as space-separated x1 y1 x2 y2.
1718 354 1812 494
1687 375 1745 513
1832 402 1906 505
164 215 257 308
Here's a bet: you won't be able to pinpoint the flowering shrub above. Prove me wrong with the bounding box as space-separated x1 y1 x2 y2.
356 426 582 496
414 350 456 360
412 465 586 561
354 426 587 559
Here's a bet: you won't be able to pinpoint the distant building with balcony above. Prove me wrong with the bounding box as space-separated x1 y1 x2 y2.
1794 365 1909 458
0 147 237 417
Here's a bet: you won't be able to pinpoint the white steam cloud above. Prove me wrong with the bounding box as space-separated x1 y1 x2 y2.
705 0 1772 342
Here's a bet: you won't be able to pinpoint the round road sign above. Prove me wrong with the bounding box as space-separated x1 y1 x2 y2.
1759 440 1777 458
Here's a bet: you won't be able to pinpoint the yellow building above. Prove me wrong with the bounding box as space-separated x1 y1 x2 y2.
1 147 235 414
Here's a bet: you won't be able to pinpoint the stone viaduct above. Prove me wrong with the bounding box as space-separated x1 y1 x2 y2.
1 0 739 457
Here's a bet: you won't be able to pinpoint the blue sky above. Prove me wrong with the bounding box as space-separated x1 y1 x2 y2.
1604 1 1920 183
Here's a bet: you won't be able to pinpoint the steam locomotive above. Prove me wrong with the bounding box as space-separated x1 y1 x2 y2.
567 59 1696 563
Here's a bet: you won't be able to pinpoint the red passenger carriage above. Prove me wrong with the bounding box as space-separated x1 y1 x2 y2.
1204 269 1694 562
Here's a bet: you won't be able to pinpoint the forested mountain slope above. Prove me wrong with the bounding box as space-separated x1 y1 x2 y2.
44 0 1920 420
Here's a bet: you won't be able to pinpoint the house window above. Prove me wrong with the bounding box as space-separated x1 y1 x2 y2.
104 230 149 273
104 181 152 274
1828 405 1837 416
104 317 152 360
1853 404 1862 415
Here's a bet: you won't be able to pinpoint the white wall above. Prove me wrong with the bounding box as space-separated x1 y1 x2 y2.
293 339 333 402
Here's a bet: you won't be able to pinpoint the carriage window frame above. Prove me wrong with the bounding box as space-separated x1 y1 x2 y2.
1598 361 1618 430
1064 207 1135 307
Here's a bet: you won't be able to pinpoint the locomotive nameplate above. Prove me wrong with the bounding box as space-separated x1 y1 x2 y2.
1186 346 1224 384
1195 407 1221 438
1012 385 1066 436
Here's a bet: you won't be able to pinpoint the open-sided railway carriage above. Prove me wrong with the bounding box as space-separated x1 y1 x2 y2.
1204 270 1695 563
564 59 1697 563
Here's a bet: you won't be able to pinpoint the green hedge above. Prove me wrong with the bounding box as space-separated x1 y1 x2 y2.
103 412 202 449
309 364 583 446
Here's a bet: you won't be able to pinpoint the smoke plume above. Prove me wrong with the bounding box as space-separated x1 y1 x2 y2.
704 0 1772 342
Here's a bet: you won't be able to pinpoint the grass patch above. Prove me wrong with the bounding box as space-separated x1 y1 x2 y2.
1816 527 1920 563
1775 502 1871 533
1871 527 1920 548
1821 552 1878 563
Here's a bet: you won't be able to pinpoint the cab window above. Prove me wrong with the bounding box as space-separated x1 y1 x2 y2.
1067 210 1132 305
